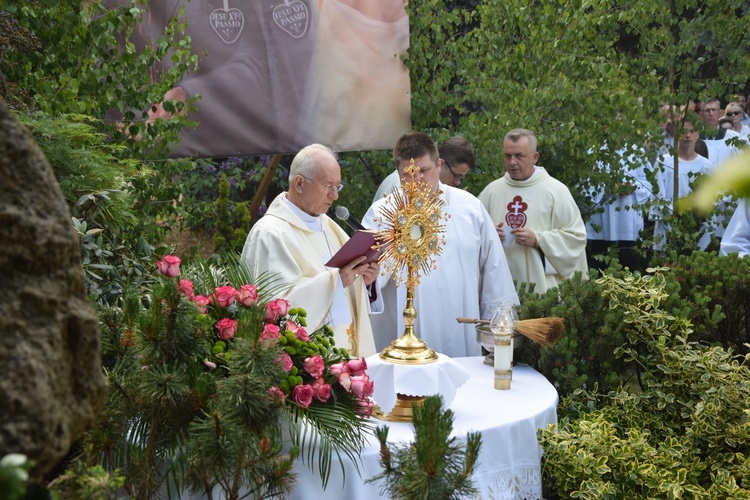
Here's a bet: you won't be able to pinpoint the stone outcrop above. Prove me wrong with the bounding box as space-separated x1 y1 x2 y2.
0 100 107 478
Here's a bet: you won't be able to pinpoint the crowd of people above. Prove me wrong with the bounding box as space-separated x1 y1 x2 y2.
587 95 750 263
238 94 749 360
240 126 594 358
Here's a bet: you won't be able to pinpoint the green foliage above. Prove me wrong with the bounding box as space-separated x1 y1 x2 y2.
48 462 125 500
658 250 750 354
83 255 375 498
404 0 750 214
1 0 198 159
368 395 482 499
515 271 632 398
539 268 750 498
177 156 287 234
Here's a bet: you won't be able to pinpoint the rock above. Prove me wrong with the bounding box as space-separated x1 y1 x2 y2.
0 100 107 479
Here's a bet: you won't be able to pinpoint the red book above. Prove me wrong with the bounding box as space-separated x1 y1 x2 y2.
325 230 384 268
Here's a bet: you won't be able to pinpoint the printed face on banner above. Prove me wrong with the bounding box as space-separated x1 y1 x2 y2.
109 0 411 157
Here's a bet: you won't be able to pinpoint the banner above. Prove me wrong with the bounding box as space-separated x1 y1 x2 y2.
114 0 412 157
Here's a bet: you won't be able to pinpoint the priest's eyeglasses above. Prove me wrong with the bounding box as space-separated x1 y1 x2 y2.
303 176 343 193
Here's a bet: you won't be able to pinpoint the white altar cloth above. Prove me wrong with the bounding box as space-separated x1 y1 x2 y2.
366 352 471 414
289 357 559 500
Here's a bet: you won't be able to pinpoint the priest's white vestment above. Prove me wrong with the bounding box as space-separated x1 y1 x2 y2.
478 167 588 294
241 193 376 357
363 184 518 358
585 148 651 242
720 198 750 257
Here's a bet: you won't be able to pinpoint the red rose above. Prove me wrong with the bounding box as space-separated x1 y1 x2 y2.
213 285 237 308
292 384 315 408
236 284 259 307
265 298 291 322
303 355 325 379
215 317 238 341
156 255 181 277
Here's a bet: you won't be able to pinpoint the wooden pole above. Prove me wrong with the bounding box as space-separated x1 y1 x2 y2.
249 154 283 223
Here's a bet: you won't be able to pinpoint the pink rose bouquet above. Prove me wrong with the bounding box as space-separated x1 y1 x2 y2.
144 254 375 488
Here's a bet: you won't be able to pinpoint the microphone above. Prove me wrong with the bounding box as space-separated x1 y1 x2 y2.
335 206 366 232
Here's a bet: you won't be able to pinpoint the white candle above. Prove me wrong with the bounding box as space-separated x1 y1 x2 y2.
494 327 512 390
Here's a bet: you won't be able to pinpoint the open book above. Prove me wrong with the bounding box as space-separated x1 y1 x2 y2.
325 229 384 268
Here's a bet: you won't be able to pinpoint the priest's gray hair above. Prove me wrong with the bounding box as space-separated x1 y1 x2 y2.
289 144 338 184
504 128 538 152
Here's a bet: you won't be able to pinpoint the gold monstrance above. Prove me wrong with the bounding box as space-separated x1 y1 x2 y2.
373 159 449 364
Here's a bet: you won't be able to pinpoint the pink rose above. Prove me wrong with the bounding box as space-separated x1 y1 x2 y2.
303 355 325 379
156 255 181 277
294 326 310 342
285 320 299 335
267 386 286 405
350 374 374 399
292 384 315 408
355 397 374 418
215 317 238 341
312 378 332 403
337 371 351 392
192 295 211 314
347 358 368 376
236 284 259 307
261 323 281 341
265 298 291 322
330 362 350 376
178 279 194 299
277 352 294 371
214 285 237 308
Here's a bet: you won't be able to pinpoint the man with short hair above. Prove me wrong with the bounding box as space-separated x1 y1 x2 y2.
241 144 377 357
733 93 750 126
651 114 714 250
438 136 475 187
364 132 518 357
698 98 741 169
478 129 588 294
372 135 475 203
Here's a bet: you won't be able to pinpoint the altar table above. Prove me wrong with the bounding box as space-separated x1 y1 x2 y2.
288 357 558 500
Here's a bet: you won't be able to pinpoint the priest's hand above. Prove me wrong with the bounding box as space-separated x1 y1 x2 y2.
340 256 369 288
361 261 379 286
511 227 539 248
495 221 505 242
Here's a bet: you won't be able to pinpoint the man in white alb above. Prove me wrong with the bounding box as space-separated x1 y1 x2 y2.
363 132 518 358
478 128 588 294
241 144 378 357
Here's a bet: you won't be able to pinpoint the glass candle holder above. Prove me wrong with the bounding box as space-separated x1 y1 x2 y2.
490 303 516 390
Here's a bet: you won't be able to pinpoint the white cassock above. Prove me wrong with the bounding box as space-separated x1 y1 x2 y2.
363 184 519 358
651 154 713 250
241 193 377 358
585 147 652 242
720 198 750 257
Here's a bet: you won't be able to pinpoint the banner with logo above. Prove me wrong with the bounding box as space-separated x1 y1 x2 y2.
112 0 412 157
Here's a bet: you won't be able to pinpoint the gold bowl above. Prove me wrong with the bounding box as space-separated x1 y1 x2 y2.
475 324 521 366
